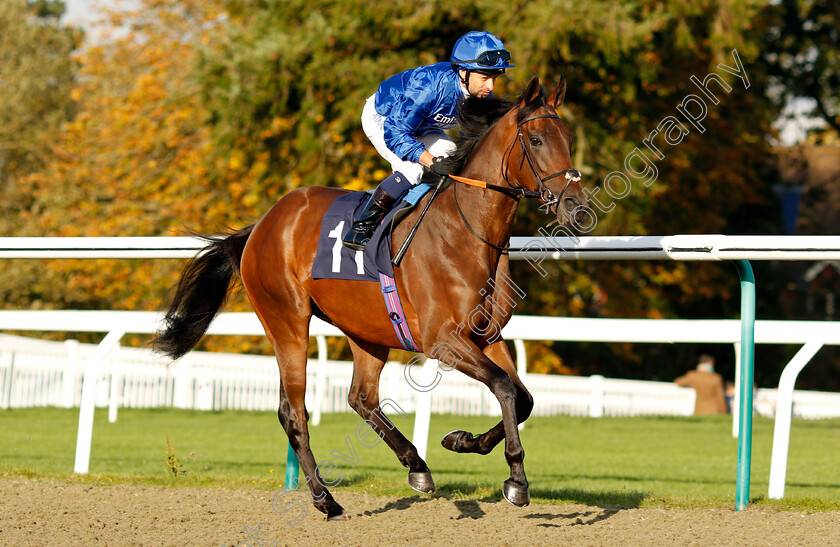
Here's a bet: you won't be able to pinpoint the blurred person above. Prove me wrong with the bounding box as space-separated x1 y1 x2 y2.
725 380 735 414
675 354 728 415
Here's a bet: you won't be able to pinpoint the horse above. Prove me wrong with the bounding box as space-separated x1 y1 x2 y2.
153 76 588 520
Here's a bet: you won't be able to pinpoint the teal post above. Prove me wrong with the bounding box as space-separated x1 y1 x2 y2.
733 260 755 511
285 441 299 491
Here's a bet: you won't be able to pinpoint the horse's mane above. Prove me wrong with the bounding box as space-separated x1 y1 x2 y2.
440 86 547 175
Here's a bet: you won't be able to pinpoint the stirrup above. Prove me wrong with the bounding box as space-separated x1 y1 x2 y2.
342 218 380 250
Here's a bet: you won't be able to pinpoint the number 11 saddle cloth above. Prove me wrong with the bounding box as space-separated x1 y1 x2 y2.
311 184 432 282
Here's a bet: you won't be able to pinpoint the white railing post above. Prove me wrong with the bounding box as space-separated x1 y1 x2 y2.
590 374 604 418
312 335 327 426
768 341 823 499
74 328 126 474
513 338 527 431
172 356 191 409
195 366 213 411
0 351 12 409
412 358 439 460
62 339 80 408
513 338 527 377
108 341 121 423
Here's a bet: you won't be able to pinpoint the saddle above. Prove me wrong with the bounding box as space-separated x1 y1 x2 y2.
311 183 432 281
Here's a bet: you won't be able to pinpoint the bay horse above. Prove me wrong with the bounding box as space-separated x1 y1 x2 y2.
154 76 587 520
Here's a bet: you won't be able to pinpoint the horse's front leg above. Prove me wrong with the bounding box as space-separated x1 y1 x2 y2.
434 336 532 506
441 340 533 456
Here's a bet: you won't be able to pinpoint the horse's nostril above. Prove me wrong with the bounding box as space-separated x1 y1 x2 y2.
564 197 578 212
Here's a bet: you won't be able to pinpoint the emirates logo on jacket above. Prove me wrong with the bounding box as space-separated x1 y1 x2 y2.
433 113 457 126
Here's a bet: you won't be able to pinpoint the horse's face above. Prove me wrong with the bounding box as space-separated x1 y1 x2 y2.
505 77 588 227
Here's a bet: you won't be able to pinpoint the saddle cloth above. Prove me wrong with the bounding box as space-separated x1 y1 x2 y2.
311 184 432 281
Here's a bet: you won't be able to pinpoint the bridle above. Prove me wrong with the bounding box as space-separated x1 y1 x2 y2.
452 109 582 252
507 113 581 215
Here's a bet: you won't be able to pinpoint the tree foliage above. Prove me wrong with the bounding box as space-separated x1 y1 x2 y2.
763 0 840 138
506 0 782 381
0 0 79 156
3 1 225 317
0 0 81 213
0 0 82 313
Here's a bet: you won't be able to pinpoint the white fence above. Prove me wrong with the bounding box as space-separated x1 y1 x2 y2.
5 331 840 420
0 332 699 417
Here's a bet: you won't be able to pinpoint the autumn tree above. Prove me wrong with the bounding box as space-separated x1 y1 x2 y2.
0 0 82 314
502 0 784 382
763 0 840 139
2 0 230 316
0 0 80 217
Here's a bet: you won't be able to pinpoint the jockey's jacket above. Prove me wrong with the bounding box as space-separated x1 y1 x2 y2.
373 62 469 163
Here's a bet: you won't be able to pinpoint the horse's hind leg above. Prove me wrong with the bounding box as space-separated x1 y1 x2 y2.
442 340 533 456
267 317 350 520
243 276 349 521
346 337 435 493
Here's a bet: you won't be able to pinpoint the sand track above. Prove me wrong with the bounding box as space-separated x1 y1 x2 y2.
1 479 838 546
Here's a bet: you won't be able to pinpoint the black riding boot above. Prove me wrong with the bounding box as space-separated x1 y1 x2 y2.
342 186 398 250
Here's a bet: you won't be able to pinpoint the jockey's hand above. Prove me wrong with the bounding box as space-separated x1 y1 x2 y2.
429 156 452 177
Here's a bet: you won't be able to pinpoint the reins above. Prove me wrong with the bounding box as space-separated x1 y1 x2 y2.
448 174 542 200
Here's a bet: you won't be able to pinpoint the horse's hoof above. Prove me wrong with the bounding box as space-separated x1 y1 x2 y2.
408 471 436 494
441 430 471 453
327 511 351 522
502 479 530 507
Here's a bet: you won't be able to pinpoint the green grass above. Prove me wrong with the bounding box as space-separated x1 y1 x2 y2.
1 407 838 511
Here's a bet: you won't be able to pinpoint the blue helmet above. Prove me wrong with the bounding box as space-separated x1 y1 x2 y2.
450 31 515 72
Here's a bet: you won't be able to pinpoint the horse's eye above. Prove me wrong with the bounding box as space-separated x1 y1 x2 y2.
529 136 542 147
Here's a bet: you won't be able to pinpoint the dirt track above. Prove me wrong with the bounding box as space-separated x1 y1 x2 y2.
1 479 838 546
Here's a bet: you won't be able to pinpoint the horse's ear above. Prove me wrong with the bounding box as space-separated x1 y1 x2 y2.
547 77 567 109
521 76 542 106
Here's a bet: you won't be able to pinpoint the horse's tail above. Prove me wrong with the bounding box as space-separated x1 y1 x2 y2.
152 225 254 360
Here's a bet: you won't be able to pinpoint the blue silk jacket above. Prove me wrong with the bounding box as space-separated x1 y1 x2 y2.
373 62 466 163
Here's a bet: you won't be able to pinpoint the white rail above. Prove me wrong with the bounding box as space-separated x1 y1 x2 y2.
508 234 840 261
4 234 840 261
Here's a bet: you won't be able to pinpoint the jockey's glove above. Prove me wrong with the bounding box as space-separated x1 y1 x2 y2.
429 156 453 177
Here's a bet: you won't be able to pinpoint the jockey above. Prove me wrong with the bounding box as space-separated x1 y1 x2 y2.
342 30 515 250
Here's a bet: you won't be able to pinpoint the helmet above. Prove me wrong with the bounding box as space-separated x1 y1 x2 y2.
450 31 515 72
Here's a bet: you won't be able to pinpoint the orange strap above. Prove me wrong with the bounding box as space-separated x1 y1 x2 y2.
448 174 488 189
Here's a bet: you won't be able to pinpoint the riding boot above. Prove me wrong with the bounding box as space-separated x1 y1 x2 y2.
342 185 400 250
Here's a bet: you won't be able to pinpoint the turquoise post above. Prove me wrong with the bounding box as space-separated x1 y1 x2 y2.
733 260 755 511
285 441 299 491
